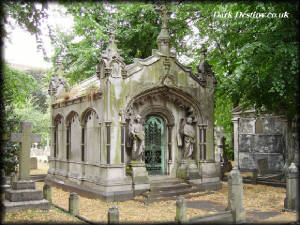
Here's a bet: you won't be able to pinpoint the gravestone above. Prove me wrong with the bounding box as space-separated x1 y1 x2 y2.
31 157 38 169
257 158 268 176
3 121 50 213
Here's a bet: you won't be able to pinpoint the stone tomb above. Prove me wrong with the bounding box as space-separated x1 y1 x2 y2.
3 122 50 213
46 5 221 201
230 106 297 173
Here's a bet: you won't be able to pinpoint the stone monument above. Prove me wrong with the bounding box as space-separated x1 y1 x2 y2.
3 121 50 212
128 114 150 195
45 4 221 201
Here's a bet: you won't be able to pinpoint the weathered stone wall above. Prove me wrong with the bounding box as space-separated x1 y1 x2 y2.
236 112 286 172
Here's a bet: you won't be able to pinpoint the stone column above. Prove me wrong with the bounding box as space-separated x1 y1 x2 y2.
69 192 79 216
43 184 52 203
175 197 187 223
226 167 245 223
231 117 240 169
108 206 119 224
284 163 298 212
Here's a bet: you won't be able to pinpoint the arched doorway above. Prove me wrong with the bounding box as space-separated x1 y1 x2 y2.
144 115 165 175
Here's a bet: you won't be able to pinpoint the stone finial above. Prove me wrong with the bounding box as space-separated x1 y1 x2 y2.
96 29 126 79
69 192 79 216
175 197 187 223
156 4 171 55
108 206 119 224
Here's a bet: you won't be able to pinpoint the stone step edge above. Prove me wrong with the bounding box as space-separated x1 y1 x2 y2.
150 179 184 184
142 187 203 199
135 191 214 204
150 183 192 191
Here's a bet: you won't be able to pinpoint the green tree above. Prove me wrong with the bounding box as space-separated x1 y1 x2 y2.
1 64 38 174
50 2 191 85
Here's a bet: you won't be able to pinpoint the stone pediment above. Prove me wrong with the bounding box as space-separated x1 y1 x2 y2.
126 55 160 77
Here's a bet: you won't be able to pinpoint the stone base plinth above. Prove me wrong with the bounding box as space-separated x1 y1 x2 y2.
45 174 134 202
129 161 150 195
3 180 50 212
3 199 50 213
177 160 201 180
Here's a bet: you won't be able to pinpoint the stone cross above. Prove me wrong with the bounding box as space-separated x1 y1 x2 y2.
156 4 170 29
10 121 41 180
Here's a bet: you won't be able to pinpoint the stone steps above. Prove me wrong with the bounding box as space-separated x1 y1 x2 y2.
150 183 192 192
141 177 203 201
135 191 214 204
3 199 50 213
143 186 202 200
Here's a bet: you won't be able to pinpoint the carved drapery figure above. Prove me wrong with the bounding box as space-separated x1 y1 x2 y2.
129 114 145 162
178 117 196 159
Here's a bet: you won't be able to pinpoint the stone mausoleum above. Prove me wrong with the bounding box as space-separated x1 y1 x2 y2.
46 6 220 201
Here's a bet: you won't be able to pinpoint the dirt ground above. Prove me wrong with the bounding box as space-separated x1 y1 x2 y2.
3 163 298 224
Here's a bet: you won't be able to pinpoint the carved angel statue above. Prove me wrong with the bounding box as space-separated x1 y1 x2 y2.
178 116 196 159
129 114 145 162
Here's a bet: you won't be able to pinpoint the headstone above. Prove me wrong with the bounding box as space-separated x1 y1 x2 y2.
257 158 269 176
226 168 245 223
283 163 298 212
108 206 119 224
31 157 38 169
43 184 52 203
10 122 41 180
69 192 79 216
3 121 50 213
175 197 187 223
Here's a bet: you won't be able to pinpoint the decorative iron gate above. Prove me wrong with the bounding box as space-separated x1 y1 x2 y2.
145 115 165 175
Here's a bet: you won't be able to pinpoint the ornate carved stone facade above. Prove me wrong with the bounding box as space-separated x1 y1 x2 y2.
46 6 220 201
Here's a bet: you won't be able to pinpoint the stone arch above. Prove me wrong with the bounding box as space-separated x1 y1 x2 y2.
53 113 64 159
65 111 79 125
80 107 101 165
53 113 64 125
125 86 204 124
140 105 175 126
80 107 99 126
65 111 81 161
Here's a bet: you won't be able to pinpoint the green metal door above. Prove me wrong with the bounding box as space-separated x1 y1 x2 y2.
145 115 165 175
